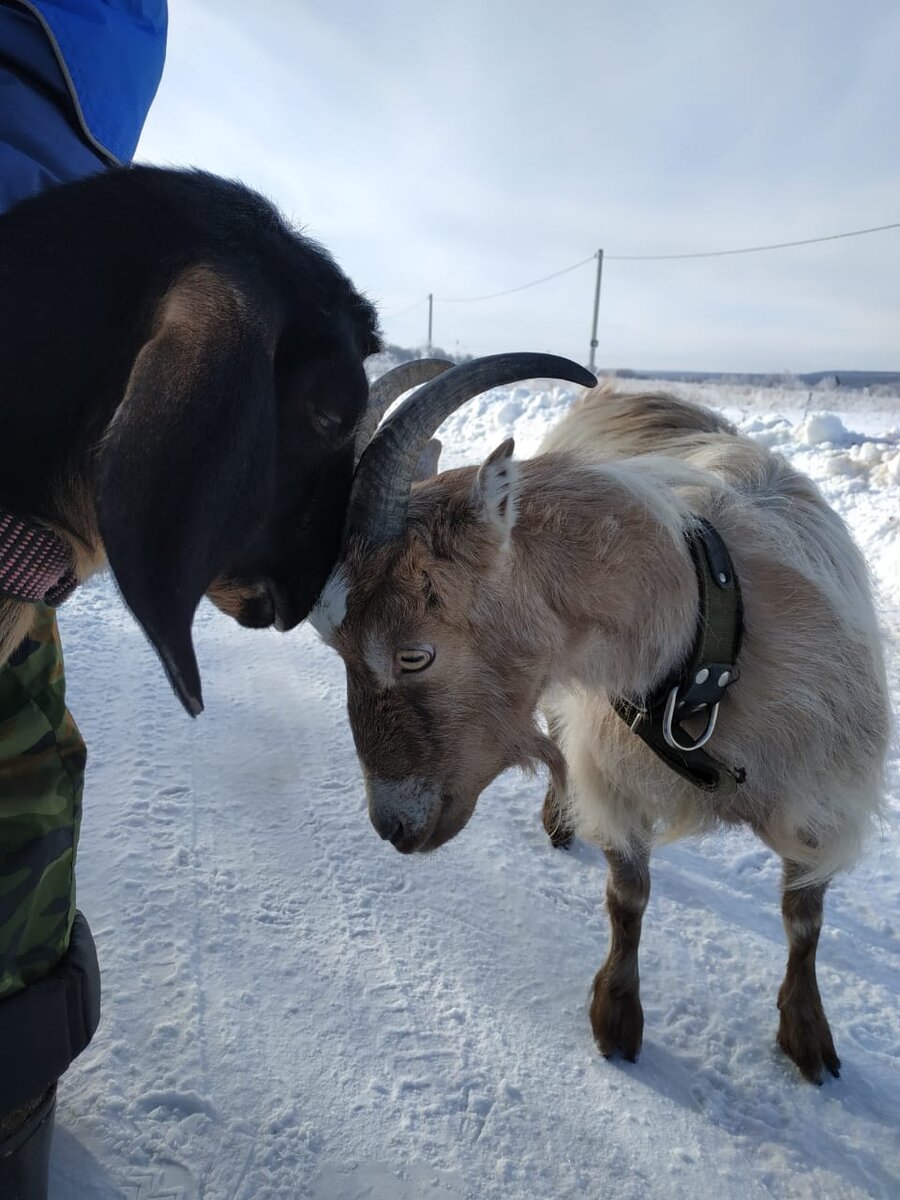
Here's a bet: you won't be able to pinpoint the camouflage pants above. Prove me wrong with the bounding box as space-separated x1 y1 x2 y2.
0 605 85 1001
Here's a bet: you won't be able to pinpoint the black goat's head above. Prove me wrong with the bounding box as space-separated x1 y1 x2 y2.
95 255 381 715
0 166 382 714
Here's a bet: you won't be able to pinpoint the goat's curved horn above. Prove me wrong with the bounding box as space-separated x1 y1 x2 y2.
345 352 596 546
355 359 454 463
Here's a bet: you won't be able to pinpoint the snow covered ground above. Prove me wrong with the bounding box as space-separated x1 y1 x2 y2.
50 376 899 1200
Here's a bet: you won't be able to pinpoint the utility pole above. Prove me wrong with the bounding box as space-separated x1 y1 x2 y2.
588 249 603 372
427 293 433 353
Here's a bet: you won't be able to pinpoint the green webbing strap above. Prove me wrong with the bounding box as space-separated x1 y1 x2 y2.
612 519 746 794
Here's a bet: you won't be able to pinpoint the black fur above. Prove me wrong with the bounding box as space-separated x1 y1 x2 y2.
0 166 381 713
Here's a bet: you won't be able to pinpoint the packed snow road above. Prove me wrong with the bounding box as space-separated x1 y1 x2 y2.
50 378 899 1199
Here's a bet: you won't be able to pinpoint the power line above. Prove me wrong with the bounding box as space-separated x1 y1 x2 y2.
381 295 429 319
381 218 899 365
606 221 900 261
438 253 598 304
382 220 900 312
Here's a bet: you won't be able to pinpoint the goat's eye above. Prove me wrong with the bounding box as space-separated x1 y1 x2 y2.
395 646 435 674
312 409 342 435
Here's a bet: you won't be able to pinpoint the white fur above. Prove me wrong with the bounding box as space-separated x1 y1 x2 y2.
538 390 891 887
473 438 520 549
307 566 349 642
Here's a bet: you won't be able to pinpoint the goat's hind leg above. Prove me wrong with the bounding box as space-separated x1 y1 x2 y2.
590 844 650 1061
541 780 574 849
541 713 576 849
777 860 840 1083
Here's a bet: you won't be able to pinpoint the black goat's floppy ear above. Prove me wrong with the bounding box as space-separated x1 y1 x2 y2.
96 266 276 716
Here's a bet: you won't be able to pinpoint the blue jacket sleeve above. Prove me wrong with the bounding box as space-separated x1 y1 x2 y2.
17 0 168 164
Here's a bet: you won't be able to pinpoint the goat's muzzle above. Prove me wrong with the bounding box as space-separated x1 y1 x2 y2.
208 575 306 632
365 775 445 854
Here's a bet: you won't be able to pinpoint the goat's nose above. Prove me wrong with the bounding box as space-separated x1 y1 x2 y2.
369 807 403 844
370 807 426 853
366 776 438 852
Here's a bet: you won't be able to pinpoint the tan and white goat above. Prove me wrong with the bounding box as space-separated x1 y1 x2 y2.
313 356 891 1084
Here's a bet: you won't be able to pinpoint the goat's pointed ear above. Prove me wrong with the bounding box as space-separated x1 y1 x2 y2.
413 437 443 482
95 267 276 716
472 437 519 545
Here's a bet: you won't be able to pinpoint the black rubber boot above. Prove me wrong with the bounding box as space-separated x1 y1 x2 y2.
0 1084 56 1200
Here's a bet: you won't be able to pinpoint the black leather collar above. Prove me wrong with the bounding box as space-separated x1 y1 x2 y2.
612 518 746 793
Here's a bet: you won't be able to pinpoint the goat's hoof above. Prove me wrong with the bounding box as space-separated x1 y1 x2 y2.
590 971 643 1062
777 1011 841 1084
541 788 575 850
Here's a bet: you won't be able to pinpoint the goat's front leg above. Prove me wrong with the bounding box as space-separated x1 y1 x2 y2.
590 845 650 1061
777 861 840 1083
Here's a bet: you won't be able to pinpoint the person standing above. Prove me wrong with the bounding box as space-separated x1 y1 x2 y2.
0 4 167 1195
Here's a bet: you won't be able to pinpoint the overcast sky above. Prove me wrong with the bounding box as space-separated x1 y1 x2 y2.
137 0 900 373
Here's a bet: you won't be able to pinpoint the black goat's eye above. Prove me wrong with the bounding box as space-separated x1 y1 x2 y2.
311 409 342 435
396 646 435 674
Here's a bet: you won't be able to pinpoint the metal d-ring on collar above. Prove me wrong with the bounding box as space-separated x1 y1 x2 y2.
662 682 720 751
612 517 746 793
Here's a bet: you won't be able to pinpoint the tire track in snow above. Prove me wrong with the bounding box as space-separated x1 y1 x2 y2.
54 590 256 1198
234 639 486 1195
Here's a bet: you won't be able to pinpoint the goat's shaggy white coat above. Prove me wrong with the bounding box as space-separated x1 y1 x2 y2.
537 386 890 885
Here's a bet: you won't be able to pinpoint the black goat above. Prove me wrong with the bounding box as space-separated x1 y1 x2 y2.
0 166 381 713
